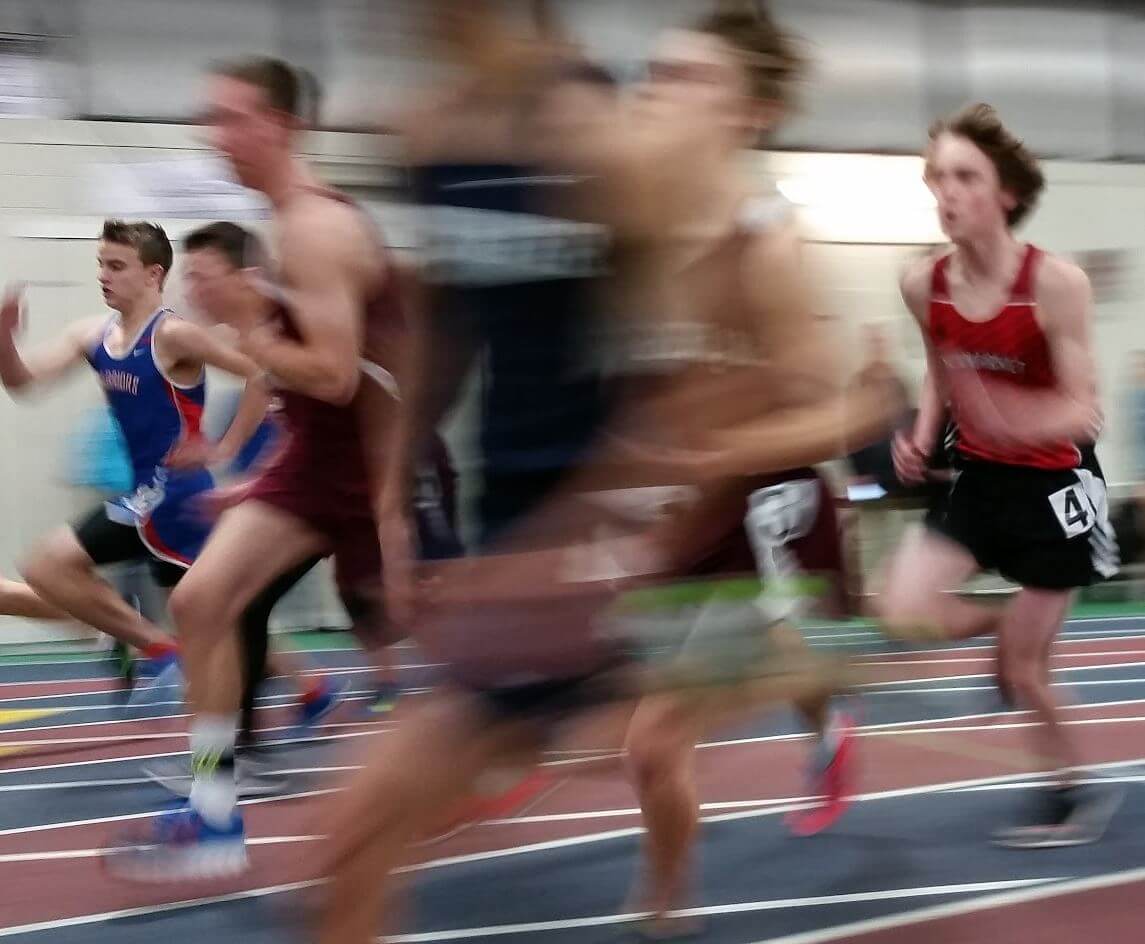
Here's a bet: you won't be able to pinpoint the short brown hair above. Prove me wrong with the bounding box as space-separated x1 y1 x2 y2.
693 1 806 111
183 221 266 271
928 103 1045 228
211 56 320 124
100 220 173 281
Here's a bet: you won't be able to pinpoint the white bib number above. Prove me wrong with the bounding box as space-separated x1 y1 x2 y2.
1048 483 1093 539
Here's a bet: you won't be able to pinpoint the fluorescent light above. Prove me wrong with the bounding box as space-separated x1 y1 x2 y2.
777 174 936 211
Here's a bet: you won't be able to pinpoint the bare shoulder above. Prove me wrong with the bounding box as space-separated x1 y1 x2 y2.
739 217 808 315
278 194 374 273
153 312 201 346
747 216 803 271
68 315 108 350
1033 250 1090 303
898 249 945 320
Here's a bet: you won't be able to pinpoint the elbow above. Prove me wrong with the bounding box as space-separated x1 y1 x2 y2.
4 377 33 400
317 367 360 406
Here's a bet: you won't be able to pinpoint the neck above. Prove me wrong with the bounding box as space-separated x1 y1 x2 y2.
675 157 751 243
118 293 162 331
953 227 1022 282
261 155 319 210
233 290 275 332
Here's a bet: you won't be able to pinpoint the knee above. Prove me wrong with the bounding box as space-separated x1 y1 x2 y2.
625 714 693 789
21 542 80 596
871 589 927 638
168 575 231 633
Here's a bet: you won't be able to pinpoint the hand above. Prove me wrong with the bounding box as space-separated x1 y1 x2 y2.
166 435 218 471
892 429 929 485
1 284 24 338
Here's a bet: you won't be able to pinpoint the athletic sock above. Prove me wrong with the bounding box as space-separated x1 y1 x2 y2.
189 715 238 827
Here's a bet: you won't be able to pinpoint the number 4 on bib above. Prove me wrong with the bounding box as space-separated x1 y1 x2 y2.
1049 484 1092 539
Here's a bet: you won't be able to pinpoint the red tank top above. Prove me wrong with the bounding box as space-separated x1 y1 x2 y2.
929 244 1079 470
266 187 405 500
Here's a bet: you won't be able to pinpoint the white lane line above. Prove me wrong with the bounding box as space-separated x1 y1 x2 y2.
0 879 324 937
488 772 1145 826
859 649 1145 667
751 865 1145 944
0 662 441 689
387 878 1060 942
864 660 1145 688
866 677 1145 696
0 834 322 863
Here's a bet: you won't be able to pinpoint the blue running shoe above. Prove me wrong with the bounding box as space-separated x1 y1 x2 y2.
293 677 349 732
128 652 183 708
102 803 246 882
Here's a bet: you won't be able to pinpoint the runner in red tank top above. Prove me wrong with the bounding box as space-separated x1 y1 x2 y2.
877 103 1121 848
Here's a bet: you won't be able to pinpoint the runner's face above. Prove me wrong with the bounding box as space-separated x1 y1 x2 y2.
183 248 242 324
203 75 288 190
97 242 159 313
636 31 758 145
925 133 1015 241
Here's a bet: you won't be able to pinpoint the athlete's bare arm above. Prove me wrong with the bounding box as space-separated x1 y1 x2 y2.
243 198 369 406
156 317 271 467
1030 256 1100 441
0 288 103 395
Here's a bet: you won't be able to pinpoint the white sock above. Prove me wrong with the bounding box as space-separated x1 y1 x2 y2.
189 715 238 828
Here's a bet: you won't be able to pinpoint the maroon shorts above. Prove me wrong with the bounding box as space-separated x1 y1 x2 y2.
245 435 461 598
245 461 382 599
686 468 850 619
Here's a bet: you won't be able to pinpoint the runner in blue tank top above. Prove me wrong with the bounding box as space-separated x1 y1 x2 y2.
0 220 271 691
86 305 214 566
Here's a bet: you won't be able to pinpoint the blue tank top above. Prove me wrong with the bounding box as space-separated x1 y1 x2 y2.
86 308 207 485
412 162 611 475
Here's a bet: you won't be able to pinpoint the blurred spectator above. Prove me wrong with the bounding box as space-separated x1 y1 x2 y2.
1110 352 1145 567
846 323 914 496
64 405 133 495
1130 351 1145 483
853 323 911 411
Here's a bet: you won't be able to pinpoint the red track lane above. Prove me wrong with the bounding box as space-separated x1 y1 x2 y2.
861 652 1145 685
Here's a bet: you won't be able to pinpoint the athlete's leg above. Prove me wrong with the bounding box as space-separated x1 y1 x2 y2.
623 693 705 925
21 523 173 651
237 557 324 745
0 569 69 620
167 502 326 827
875 525 996 641
318 693 541 944
997 588 1078 776
990 587 1124 847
